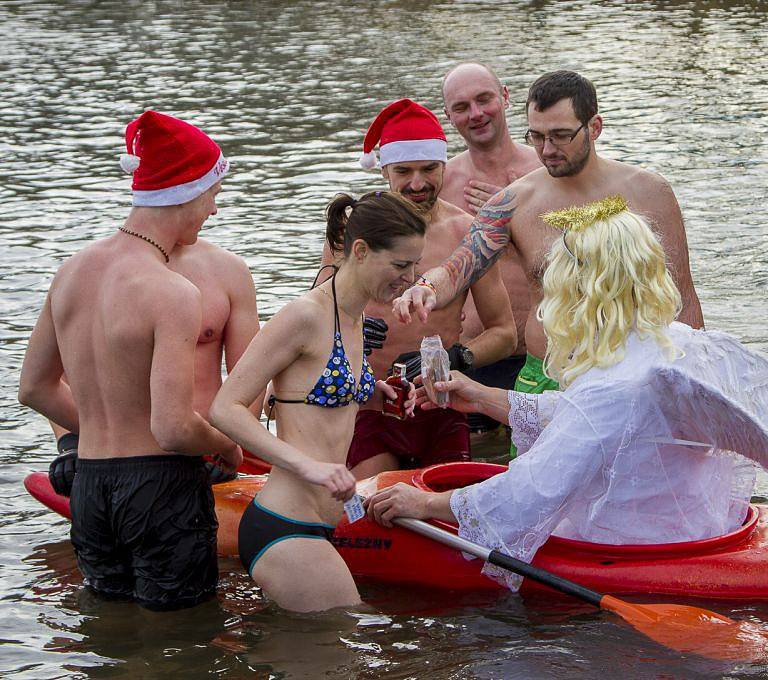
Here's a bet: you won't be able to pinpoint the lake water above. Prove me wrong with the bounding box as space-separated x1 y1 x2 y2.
1 0 767 677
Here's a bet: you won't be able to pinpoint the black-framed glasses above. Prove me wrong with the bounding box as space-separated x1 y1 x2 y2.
524 122 585 148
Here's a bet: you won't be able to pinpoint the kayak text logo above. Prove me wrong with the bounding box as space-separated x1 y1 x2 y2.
332 536 393 550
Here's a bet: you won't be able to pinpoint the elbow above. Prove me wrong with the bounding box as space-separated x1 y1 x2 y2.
209 396 259 445
208 397 233 439
18 381 42 410
151 419 193 453
493 323 518 360
17 384 32 408
505 324 519 355
682 293 705 330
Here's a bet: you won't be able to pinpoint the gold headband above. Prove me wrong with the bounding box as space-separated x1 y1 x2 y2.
540 195 629 233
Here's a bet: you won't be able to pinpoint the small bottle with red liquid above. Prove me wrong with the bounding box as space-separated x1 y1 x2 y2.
383 362 409 420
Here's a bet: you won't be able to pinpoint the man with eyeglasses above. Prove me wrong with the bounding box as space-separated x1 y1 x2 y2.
393 70 704 455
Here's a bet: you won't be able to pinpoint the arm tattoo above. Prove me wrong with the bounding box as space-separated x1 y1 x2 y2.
443 188 516 296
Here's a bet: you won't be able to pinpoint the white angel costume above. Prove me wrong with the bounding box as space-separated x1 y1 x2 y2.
450 322 768 589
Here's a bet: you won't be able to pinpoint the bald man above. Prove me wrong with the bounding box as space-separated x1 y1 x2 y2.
440 63 541 435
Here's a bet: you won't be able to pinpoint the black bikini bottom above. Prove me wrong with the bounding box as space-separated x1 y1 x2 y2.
238 497 335 575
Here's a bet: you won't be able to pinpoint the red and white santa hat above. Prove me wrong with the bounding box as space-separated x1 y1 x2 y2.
119 110 229 207
360 98 447 170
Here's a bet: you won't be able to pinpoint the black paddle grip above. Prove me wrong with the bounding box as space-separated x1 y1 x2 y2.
488 549 604 607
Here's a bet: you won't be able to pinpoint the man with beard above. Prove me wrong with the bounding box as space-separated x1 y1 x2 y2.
392 72 704 455
440 63 541 437
325 99 516 478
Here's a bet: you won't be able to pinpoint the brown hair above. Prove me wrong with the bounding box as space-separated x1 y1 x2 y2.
526 70 598 124
325 190 427 255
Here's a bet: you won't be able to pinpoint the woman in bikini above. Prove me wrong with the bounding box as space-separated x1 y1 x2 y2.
210 191 426 611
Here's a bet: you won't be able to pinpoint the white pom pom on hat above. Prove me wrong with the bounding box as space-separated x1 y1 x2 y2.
119 153 141 174
120 110 228 206
359 150 378 171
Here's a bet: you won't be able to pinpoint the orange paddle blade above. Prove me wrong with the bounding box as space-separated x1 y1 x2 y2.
601 595 768 662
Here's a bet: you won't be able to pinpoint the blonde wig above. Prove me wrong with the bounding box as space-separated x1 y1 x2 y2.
538 198 682 387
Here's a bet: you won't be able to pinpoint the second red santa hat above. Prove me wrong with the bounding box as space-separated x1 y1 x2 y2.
360 98 447 170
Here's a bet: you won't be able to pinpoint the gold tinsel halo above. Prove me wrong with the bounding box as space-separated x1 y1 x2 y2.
541 195 629 233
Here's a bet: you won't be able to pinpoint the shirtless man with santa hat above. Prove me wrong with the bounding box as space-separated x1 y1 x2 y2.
19 110 243 610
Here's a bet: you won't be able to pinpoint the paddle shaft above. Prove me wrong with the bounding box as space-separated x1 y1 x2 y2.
394 517 603 607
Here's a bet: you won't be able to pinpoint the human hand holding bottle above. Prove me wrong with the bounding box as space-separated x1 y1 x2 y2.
374 377 416 418
417 371 486 413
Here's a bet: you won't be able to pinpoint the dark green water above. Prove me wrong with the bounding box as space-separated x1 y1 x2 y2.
1 1 767 677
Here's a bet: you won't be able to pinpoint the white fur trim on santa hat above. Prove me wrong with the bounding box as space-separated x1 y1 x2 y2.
132 153 229 207
120 153 141 174
379 139 448 167
359 150 378 171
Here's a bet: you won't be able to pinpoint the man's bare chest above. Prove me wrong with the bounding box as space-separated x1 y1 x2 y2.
419 225 466 273
173 266 231 344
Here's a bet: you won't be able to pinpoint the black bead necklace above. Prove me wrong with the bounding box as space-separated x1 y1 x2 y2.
118 226 170 263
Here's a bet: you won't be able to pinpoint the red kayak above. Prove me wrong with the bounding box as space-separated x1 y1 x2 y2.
238 451 271 475
24 461 768 600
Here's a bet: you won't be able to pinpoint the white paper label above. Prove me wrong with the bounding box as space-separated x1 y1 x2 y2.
344 494 365 524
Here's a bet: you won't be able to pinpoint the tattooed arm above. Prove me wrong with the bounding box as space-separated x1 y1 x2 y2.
393 188 516 324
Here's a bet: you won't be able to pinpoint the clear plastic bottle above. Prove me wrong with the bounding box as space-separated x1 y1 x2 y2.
421 335 450 408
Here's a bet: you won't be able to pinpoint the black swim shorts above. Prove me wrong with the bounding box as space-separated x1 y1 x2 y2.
69 454 218 611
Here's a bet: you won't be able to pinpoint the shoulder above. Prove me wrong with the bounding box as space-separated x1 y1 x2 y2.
441 154 471 205
47 247 94 303
630 163 670 190
435 200 473 237
438 199 473 221
562 377 646 423
638 169 678 210
553 379 650 447
445 150 471 177
500 170 545 214
510 167 547 195
616 164 683 230
133 269 203 338
193 238 251 272
192 238 255 288
512 143 542 175
606 160 674 199
157 270 203 309
268 292 325 336
53 237 110 276
49 247 85 285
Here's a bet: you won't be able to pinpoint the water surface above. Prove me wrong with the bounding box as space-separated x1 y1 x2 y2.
1 1 767 677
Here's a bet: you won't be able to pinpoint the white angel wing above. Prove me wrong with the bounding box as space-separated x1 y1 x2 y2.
650 338 768 467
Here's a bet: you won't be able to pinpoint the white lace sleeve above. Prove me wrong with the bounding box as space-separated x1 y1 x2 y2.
508 390 562 455
450 385 624 591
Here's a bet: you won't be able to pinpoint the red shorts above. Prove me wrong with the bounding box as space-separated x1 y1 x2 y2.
347 408 471 469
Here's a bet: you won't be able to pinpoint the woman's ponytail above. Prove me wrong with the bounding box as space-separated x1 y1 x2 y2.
325 193 357 254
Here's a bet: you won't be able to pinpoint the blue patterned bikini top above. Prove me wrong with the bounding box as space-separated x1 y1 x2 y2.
267 269 375 427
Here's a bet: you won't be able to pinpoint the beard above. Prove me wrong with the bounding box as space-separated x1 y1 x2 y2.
401 185 438 211
544 134 591 178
